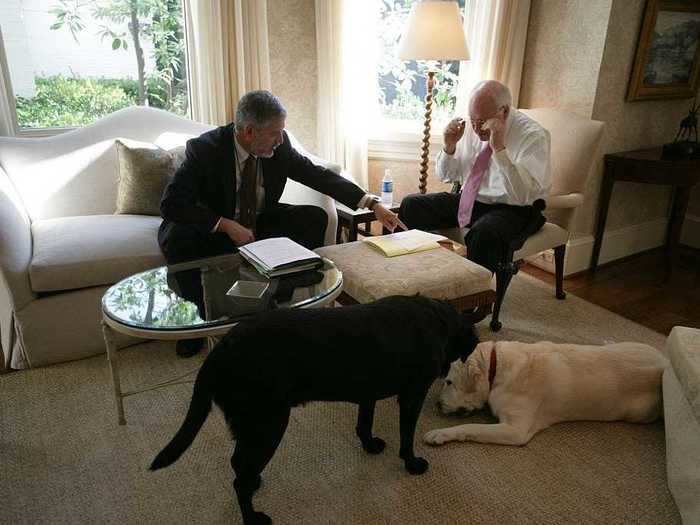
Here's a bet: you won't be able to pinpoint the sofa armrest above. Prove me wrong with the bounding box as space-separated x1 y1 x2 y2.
0 166 35 309
667 326 700 422
280 180 338 246
0 166 35 369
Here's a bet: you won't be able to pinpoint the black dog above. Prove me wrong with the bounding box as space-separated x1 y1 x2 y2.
150 295 478 525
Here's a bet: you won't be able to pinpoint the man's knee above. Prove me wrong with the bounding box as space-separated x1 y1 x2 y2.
160 224 203 263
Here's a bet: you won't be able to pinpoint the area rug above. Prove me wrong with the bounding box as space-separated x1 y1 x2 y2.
0 273 679 524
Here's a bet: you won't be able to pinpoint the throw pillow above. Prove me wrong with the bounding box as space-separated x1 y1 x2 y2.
114 139 185 216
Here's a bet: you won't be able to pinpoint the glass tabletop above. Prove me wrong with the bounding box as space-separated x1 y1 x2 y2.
102 253 342 332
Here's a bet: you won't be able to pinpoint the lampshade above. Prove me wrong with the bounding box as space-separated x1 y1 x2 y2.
397 1 470 61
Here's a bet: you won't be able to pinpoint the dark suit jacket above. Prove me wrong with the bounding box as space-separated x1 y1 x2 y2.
159 123 366 242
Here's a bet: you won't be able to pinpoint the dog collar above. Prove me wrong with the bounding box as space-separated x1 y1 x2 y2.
488 348 497 390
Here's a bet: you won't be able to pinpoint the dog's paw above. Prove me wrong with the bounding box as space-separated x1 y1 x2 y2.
405 456 429 475
362 437 386 455
423 429 451 445
246 511 271 525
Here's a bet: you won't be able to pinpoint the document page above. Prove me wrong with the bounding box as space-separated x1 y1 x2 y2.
239 237 320 270
363 229 447 257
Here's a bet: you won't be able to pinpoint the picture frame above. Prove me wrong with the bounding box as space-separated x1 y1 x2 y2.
627 0 700 101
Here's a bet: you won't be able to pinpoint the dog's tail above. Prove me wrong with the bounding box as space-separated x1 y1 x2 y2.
149 360 214 471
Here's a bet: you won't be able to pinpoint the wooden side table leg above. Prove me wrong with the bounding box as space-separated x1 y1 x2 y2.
591 168 614 272
102 321 126 425
665 185 691 281
348 221 359 242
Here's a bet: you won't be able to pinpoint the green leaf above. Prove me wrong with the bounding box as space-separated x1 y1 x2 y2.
112 38 121 50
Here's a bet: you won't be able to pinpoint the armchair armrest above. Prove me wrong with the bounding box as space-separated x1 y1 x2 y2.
547 192 584 209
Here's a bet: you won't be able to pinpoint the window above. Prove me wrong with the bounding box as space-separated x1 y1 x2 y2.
0 0 189 132
375 0 465 133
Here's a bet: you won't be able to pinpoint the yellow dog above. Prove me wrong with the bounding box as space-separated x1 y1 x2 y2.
425 340 668 446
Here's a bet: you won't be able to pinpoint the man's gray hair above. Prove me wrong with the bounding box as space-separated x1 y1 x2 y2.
471 80 512 108
235 90 287 130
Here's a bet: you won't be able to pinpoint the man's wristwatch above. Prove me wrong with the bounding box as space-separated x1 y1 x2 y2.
367 196 381 211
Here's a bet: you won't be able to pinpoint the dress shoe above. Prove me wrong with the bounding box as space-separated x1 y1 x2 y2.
176 338 204 358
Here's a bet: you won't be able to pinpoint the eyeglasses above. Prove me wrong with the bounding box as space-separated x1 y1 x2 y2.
469 106 506 128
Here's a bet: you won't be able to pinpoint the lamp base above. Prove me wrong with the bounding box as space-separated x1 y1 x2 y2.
662 140 700 160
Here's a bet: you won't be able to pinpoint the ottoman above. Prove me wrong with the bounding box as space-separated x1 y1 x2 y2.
316 241 497 326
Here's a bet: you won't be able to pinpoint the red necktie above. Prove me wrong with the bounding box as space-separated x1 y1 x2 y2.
457 144 493 227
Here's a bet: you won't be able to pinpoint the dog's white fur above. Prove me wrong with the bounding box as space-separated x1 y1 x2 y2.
424 340 668 446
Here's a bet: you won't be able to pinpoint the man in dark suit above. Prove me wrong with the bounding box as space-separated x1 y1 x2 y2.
159 90 404 356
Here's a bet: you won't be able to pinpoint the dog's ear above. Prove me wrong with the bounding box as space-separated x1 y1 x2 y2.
458 322 480 362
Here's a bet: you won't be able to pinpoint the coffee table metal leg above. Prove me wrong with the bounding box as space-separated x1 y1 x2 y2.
102 321 126 425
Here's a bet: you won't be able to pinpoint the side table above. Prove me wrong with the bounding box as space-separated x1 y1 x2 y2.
591 147 700 277
336 201 401 242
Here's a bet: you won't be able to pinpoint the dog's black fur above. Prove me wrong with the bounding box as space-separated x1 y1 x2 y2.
150 295 479 525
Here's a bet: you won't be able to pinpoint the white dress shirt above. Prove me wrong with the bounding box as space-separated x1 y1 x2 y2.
435 108 551 206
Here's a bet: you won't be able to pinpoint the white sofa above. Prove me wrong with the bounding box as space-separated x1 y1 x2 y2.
663 326 700 523
0 106 339 370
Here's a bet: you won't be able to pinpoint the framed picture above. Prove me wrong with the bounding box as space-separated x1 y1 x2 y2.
627 0 700 101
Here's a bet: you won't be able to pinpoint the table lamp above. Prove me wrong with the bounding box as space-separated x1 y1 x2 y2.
398 0 469 194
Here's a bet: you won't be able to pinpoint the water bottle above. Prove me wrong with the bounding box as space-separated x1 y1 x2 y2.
381 169 394 205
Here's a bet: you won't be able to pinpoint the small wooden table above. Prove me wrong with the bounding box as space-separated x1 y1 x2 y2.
336 201 401 243
591 147 700 277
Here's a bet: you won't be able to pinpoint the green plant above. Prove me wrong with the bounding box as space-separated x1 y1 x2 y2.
50 0 187 112
15 75 132 128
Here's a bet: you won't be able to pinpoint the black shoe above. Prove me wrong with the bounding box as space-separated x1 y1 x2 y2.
176 338 204 358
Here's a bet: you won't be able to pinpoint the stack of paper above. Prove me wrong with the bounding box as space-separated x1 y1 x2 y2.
363 229 447 257
239 237 323 278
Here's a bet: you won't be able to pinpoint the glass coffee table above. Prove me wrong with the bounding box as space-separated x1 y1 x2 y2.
101 253 342 424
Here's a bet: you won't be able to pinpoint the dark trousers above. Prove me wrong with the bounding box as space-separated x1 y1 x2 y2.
398 192 544 273
157 204 327 315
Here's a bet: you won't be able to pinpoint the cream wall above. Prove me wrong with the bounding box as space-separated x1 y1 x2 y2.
267 0 318 153
520 0 611 119
520 0 700 257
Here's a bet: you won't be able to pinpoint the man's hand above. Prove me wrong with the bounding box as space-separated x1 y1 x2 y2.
217 217 255 246
374 204 407 233
443 117 466 155
484 111 506 152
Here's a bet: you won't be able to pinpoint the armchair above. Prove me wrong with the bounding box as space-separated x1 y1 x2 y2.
442 108 605 330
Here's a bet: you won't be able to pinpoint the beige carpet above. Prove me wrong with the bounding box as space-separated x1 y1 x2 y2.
0 273 679 524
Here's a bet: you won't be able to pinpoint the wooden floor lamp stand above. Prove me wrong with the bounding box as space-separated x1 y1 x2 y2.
419 71 435 194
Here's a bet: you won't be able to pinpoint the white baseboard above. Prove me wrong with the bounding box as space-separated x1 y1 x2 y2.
681 214 700 249
527 218 669 276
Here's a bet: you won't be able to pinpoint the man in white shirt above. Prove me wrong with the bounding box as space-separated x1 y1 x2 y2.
398 80 551 274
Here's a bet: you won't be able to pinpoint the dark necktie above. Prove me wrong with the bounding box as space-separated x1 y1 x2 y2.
239 155 257 229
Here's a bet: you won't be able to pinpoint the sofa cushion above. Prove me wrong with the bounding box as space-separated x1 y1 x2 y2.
115 139 185 216
30 215 165 292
